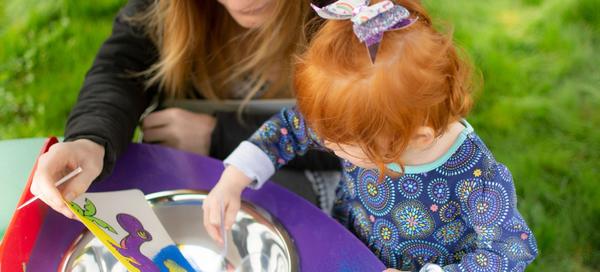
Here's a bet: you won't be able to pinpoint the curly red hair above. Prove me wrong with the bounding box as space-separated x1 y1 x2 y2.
294 0 474 174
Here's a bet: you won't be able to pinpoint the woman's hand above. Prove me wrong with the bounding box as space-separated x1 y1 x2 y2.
142 108 217 155
203 165 253 244
30 139 104 219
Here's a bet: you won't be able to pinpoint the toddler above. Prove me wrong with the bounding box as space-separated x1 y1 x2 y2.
203 0 538 270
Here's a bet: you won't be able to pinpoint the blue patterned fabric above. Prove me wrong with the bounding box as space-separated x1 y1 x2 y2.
248 107 538 271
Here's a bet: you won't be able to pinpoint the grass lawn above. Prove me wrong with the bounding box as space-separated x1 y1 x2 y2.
1 0 598 271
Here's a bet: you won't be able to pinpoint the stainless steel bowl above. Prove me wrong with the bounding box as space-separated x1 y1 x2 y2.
59 190 298 272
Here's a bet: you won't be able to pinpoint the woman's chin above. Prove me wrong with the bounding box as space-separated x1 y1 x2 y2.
230 14 266 29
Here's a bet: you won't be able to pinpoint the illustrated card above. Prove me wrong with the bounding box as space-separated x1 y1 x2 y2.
65 189 197 272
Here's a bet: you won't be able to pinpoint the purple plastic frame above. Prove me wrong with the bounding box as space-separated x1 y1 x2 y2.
27 143 384 271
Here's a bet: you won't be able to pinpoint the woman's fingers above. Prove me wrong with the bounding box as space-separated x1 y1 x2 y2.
31 150 74 217
141 110 172 129
32 170 73 218
29 139 104 219
59 170 99 219
142 126 171 143
142 126 180 149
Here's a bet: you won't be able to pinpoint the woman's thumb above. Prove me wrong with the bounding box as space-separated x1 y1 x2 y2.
60 169 97 202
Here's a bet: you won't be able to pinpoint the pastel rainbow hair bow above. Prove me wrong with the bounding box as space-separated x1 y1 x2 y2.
311 0 417 62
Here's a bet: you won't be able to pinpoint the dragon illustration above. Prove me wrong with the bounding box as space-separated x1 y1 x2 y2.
109 213 160 271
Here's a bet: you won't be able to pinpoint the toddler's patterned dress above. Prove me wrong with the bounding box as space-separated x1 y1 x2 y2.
224 108 538 271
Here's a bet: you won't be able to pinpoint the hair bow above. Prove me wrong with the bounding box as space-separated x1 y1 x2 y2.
311 0 417 62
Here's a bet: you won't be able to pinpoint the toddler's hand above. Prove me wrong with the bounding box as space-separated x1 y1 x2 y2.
203 165 252 244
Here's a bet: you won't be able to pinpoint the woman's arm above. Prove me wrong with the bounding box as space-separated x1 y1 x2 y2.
65 0 158 179
31 0 159 218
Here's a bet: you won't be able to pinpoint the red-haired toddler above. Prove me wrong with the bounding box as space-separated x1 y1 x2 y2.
203 0 538 271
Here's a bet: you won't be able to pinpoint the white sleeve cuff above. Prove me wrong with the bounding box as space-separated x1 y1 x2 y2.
419 263 443 272
223 141 275 190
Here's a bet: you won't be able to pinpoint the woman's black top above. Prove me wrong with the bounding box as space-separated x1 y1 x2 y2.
65 0 340 180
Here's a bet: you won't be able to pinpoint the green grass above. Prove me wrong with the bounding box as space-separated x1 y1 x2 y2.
0 0 123 137
1 0 599 271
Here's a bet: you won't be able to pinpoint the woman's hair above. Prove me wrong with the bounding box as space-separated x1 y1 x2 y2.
134 0 316 104
295 0 475 174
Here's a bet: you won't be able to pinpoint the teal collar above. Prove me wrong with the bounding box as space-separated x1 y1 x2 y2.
386 120 474 174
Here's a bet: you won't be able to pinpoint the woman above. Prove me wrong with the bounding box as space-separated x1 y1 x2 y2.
31 0 339 219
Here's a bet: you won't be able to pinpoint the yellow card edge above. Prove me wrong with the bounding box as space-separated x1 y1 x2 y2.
65 200 141 272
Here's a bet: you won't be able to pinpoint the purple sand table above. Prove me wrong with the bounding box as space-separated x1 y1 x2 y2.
27 143 385 271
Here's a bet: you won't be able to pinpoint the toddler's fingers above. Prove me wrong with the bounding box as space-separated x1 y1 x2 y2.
209 201 221 227
209 207 224 243
206 222 223 245
202 200 214 239
224 201 240 231
202 198 223 243
202 200 210 231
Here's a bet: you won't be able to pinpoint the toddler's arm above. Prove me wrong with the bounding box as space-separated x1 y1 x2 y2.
439 163 538 271
223 107 323 189
203 107 323 242
203 165 252 244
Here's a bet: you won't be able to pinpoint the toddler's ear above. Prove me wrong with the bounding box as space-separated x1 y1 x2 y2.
410 126 436 149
